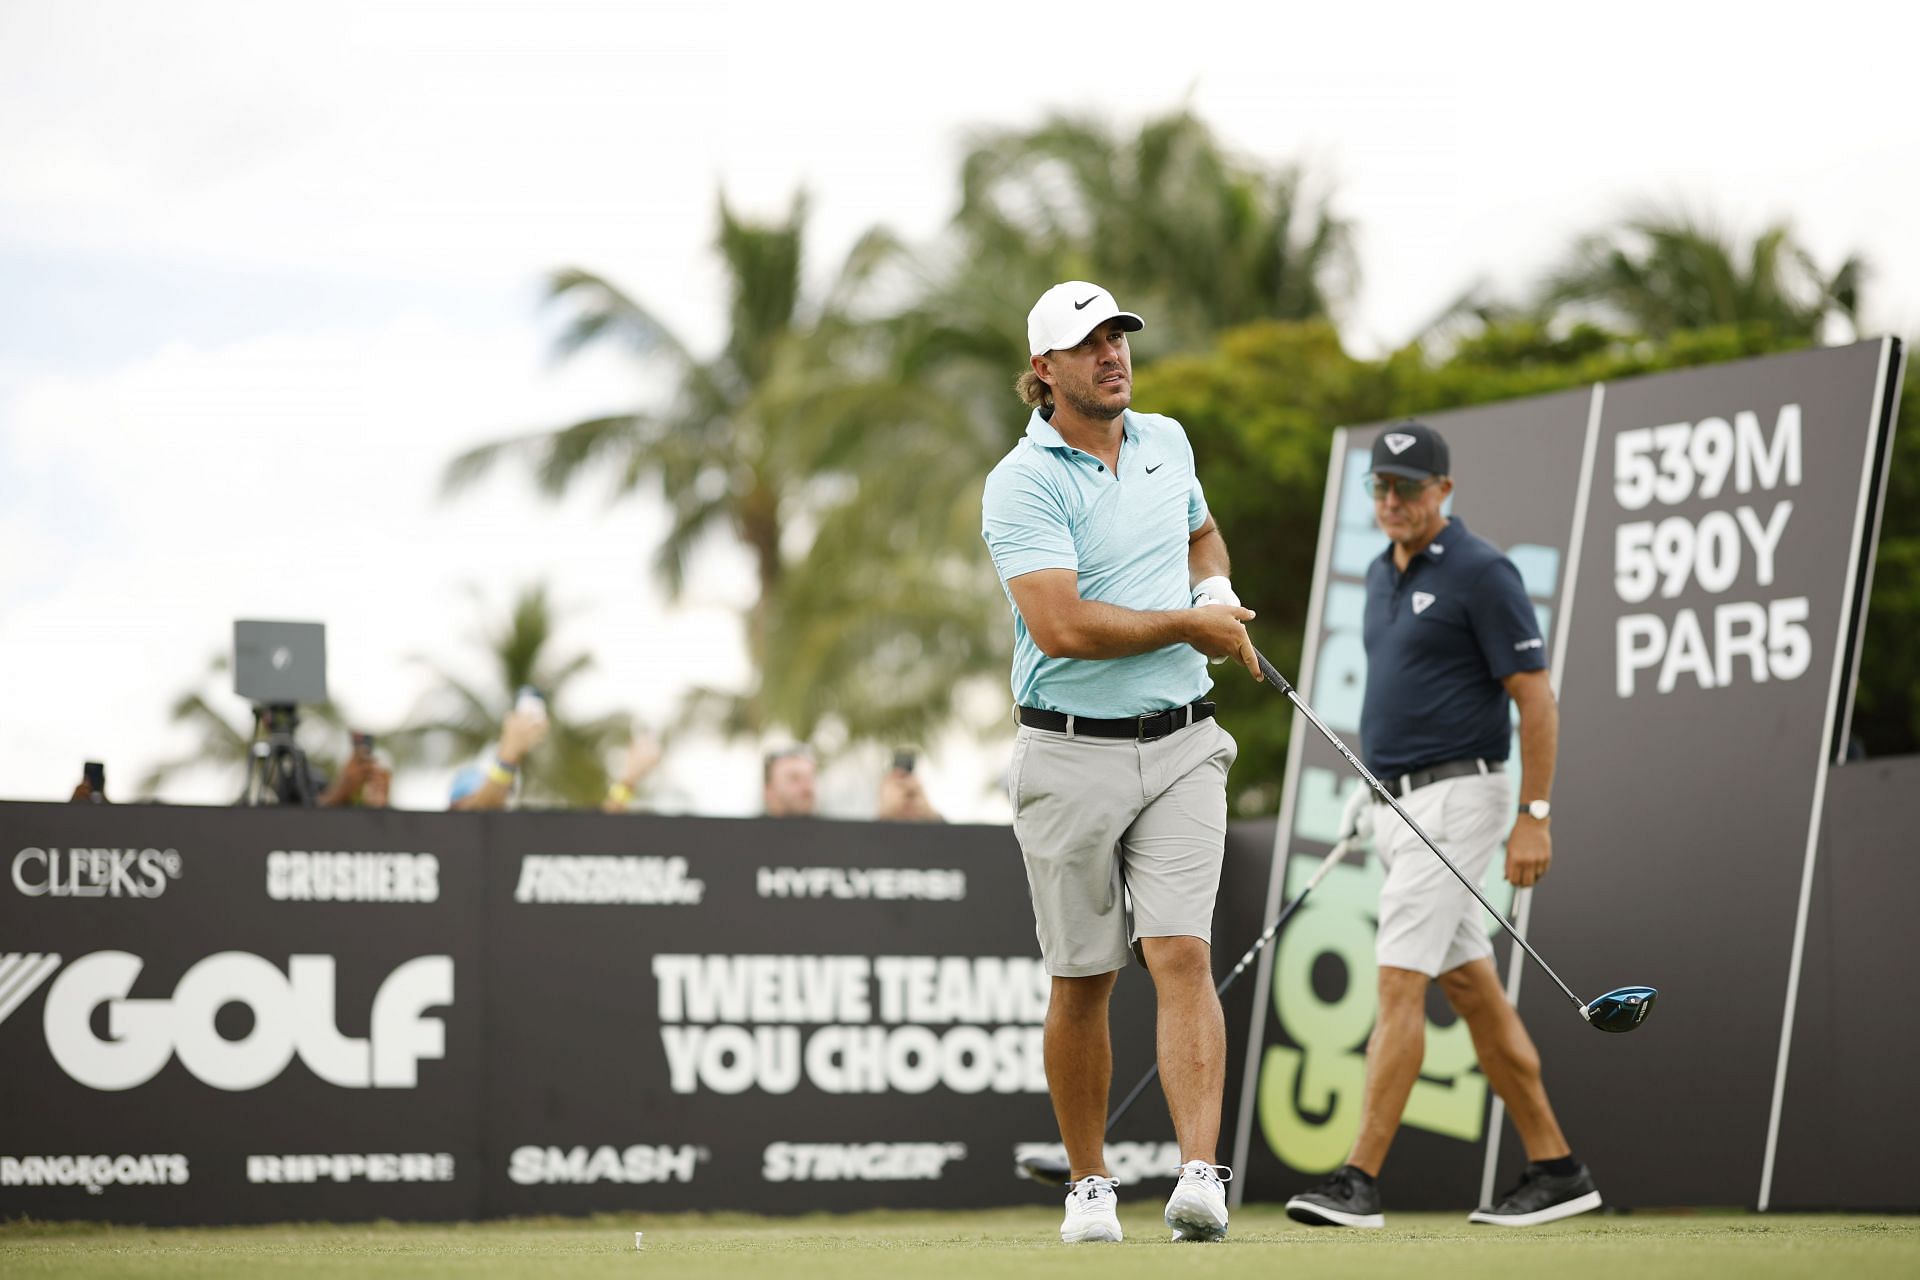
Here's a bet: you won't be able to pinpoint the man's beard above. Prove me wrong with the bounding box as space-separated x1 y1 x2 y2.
1056 376 1127 421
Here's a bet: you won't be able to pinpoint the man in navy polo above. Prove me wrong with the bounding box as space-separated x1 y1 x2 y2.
1285 421 1602 1229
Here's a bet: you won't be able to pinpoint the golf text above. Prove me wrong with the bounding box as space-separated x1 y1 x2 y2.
1 1154 188 1192
38 951 452 1091
652 954 1049 1094
508 1145 706 1185
514 855 704 904
266 851 438 903
247 1153 454 1184
1612 405 1812 697
756 867 966 900
12 848 182 899
762 1142 966 1181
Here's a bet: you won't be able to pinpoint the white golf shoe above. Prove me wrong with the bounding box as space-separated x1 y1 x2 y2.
1060 1174 1123 1243
1165 1160 1231 1242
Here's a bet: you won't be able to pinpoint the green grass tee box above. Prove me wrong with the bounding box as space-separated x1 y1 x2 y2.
4 1208 1918 1280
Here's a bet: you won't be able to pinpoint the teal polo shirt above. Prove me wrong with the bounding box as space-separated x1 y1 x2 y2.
981 408 1213 717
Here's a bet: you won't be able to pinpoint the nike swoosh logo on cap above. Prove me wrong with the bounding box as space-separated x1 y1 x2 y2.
1073 295 1098 310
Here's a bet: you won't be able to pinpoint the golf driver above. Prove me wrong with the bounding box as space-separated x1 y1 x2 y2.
1251 647 1657 1034
1013 802 1367 1186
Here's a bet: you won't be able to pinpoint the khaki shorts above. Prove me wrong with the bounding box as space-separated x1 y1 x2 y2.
1008 717 1237 977
1373 770 1512 977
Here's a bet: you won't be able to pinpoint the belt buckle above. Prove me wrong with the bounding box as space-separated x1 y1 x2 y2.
1137 706 1187 741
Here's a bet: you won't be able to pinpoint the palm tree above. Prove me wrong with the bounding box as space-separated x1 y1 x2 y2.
947 109 1358 354
1539 206 1865 342
444 193 935 738
396 583 626 809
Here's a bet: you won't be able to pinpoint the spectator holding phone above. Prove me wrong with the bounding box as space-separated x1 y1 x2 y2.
321 732 392 809
876 749 943 823
69 762 109 804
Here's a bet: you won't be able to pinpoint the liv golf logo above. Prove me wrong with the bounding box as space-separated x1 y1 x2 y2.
0 951 452 1092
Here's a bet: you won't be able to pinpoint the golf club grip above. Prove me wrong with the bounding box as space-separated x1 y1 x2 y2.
1250 647 1588 1015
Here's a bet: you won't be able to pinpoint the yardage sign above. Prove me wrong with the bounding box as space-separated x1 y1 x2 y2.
1231 340 1902 1211
1525 341 1898 1211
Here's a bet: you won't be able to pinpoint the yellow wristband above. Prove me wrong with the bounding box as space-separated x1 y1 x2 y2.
607 782 634 804
487 764 516 787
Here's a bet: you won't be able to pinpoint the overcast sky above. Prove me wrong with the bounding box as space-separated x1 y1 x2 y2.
2 0 1914 819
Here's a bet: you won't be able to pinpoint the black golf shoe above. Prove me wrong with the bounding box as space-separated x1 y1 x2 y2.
1468 1161 1602 1226
1284 1165 1385 1228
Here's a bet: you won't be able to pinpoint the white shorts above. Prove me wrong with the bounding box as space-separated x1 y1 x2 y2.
1373 770 1512 977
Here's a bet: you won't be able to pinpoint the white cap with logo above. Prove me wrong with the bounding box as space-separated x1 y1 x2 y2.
1026 281 1144 357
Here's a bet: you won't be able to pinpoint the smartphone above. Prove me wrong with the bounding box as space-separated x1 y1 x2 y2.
516 686 547 721
351 731 375 756
83 761 106 790
892 749 916 774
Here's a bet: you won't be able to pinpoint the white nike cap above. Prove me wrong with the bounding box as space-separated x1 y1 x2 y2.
1026 281 1144 357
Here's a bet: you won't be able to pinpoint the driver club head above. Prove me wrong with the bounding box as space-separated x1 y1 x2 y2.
1583 985 1658 1033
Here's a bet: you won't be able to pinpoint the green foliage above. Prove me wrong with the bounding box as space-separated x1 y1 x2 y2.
1851 364 1920 755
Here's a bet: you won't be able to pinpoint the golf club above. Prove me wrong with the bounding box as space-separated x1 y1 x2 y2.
1251 647 1657 1035
1013 823 1362 1186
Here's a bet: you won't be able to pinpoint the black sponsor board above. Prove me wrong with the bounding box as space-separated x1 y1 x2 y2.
1 801 1273 1222
480 811 1069 1213
1232 340 1905 1212
0 804 484 1224
1514 342 1900 1208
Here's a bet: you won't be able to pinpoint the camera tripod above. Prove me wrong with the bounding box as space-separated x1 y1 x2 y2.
241 703 318 806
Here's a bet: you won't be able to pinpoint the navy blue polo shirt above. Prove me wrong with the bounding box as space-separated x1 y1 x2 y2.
1359 517 1546 777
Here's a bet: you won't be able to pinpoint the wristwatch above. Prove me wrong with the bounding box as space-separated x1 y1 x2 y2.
1520 799 1551 821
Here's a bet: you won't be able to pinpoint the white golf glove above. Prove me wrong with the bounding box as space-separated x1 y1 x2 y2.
1191 575 1240 609
1192 576 1241 665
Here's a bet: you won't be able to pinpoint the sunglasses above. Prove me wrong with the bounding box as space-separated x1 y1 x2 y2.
1366 474 1437 501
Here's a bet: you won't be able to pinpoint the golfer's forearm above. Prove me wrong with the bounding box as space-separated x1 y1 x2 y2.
1037 599 1198 660
1188 526 1231 586
1514 693 1558 804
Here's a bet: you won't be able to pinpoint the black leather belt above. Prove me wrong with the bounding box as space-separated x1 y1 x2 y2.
1016 700 1216 742
1373 757 1503 801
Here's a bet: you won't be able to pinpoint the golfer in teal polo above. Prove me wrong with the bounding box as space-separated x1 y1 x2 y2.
981 281 1263 1245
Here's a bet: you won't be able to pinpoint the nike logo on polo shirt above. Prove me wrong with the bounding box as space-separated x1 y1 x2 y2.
1412 591 1436 615
1145 462 1163 473
1073 295 1097 309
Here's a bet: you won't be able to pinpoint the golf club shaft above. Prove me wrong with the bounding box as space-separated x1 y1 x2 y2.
1100 832 1354 1134
1253 649 1589 1017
